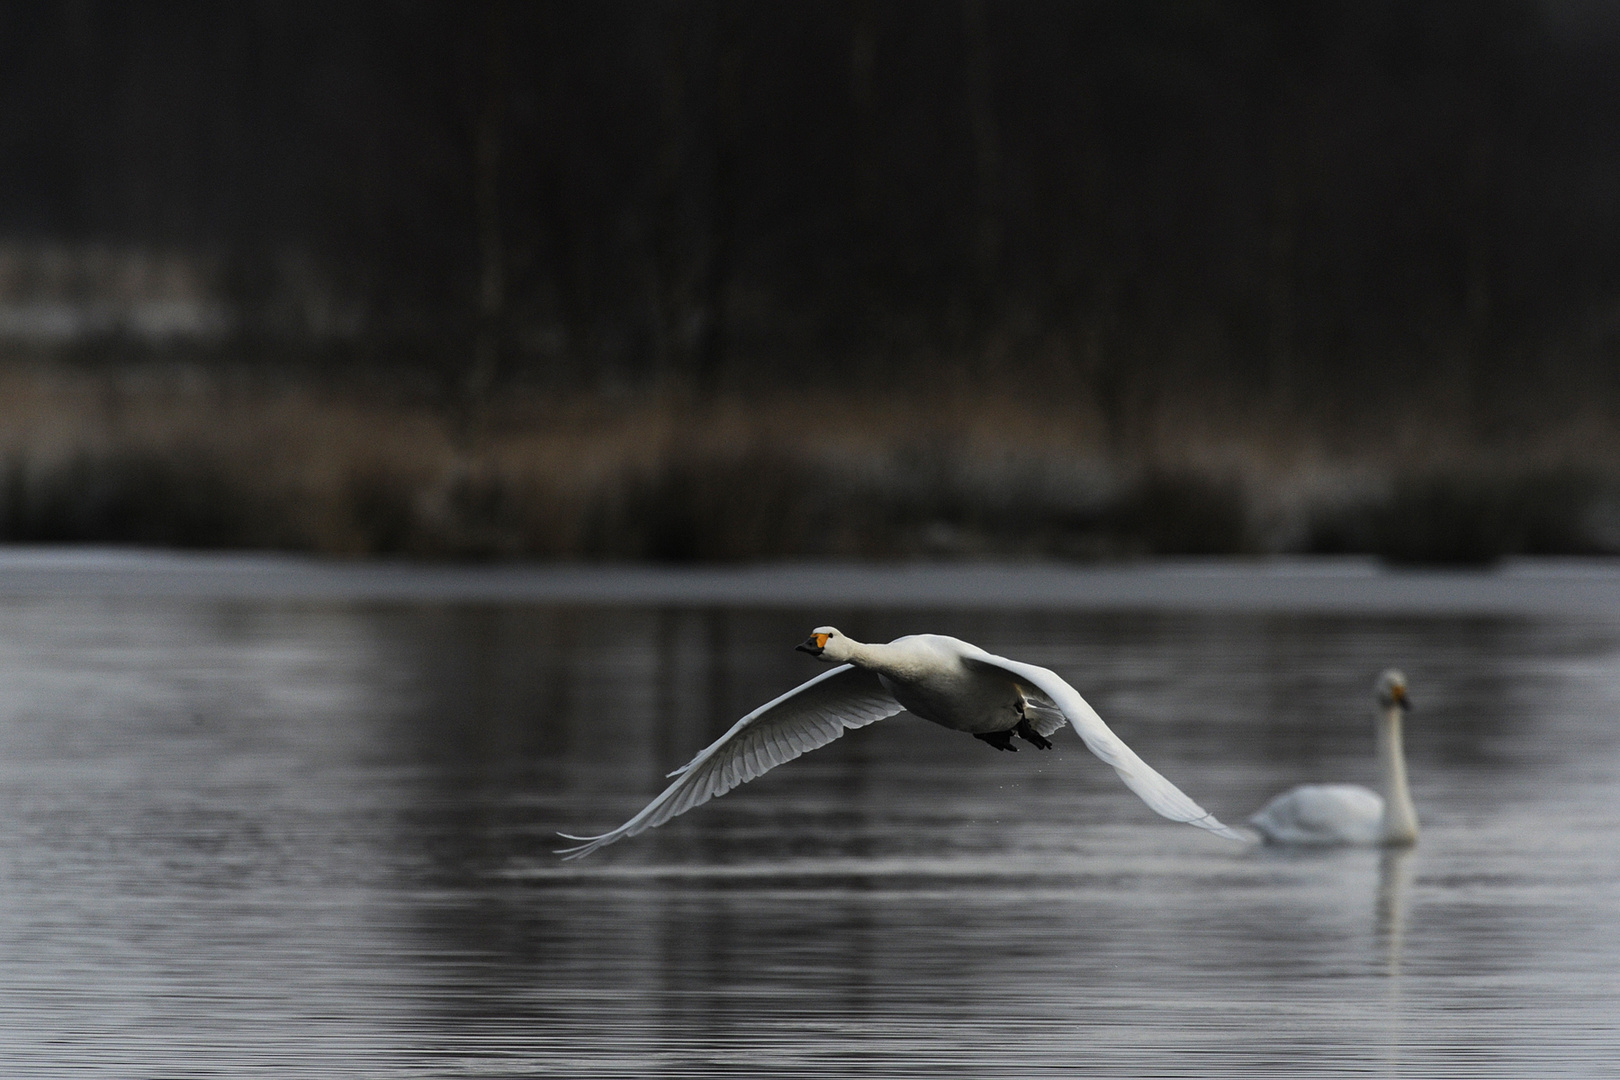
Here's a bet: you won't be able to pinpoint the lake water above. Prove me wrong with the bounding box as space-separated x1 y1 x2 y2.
0 553 1617 1077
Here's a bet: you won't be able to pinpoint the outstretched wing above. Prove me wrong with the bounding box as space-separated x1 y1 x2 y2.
556 664 902 859
965 654 1243 840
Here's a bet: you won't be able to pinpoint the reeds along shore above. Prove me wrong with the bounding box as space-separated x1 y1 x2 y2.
0 366 1616 564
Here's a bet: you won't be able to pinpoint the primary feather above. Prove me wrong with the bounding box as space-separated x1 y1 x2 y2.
557 664 900 859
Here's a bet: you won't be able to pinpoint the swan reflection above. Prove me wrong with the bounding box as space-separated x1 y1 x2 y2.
1377 845 1415 977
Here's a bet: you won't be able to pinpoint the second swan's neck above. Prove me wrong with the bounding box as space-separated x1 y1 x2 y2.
1376 705 1419 845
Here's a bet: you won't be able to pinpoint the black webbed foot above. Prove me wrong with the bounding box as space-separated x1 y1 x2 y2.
974 730 1018 752
1014 718 1053 750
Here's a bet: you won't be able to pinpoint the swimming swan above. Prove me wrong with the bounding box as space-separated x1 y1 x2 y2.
557 627 1243 858
1248 669 1418 846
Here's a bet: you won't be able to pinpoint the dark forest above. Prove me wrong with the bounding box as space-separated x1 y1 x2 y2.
2 1 1619 560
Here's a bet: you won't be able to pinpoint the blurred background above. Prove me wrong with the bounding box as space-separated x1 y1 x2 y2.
3 0 1620 562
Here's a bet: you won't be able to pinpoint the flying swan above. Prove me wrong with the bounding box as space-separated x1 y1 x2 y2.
1248 669 1418 846
557 627 1243 858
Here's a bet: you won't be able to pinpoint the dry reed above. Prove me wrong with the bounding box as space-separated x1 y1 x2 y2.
0 365 1615 563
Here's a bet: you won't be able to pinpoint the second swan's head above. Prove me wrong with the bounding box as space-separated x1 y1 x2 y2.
796 626 852 663
1376 669 1410 712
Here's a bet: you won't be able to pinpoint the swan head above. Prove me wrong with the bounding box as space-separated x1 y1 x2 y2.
1376 669 1410 712
795 626 853 663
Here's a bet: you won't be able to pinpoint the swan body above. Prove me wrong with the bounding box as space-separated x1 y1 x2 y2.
557 627 1242 858
1248 670 1418 846
1246 783 1385 845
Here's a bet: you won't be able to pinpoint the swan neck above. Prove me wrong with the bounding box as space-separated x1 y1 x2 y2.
1376 704 1418 845
839 638 908 677
837 637 883 669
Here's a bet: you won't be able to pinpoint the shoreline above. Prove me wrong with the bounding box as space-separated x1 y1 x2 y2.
5 546 1620 615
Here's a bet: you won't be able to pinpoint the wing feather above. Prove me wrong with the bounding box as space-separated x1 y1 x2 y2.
965 654 1243 841
557 664 902 859
1022 700 1068 738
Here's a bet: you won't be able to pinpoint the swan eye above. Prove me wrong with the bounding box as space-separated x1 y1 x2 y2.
814 633 829 649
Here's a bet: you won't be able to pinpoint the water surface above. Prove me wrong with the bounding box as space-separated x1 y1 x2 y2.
0 556 1617 1077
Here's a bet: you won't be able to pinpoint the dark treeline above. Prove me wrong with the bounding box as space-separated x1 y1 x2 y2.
4 1 1620 432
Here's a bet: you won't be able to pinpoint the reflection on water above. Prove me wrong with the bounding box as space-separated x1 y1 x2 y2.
0 582 1617 1076
1376 846 1415 977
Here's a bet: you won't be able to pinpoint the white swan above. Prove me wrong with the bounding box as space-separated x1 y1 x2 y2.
557 627 1243 858
1248 669 1418 846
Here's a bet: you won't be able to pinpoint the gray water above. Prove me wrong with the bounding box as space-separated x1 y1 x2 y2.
0 555 1617 1077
